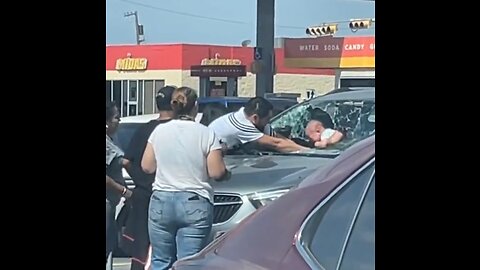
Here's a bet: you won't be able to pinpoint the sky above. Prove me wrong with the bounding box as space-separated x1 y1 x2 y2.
106 0 375 46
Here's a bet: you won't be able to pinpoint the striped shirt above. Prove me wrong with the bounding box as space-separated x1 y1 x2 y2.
208 107 265 149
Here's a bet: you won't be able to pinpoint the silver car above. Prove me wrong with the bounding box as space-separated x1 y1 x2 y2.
114 88 375 248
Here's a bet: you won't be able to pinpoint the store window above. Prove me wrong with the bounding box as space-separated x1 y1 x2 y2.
138 80 144 115
154 80 165 113
106 79 163 116
144 80 154 115
106 81 111 103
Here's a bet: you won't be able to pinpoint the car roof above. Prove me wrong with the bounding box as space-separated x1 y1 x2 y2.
120 114 159 124
197 96 297 104
315 88 375 101
120 113 203 124
323 86 375 96
197 97 250 103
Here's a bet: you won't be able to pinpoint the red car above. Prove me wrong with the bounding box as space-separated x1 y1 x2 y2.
172 135 375 270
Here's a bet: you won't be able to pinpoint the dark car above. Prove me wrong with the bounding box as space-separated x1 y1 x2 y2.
172 135 375 270
322 86 375 96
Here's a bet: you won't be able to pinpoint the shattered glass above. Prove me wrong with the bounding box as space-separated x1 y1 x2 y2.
270 98 375 151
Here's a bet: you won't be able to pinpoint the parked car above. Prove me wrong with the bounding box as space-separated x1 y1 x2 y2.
114 97 297 145
208 88 374 241
113 88 375 254
172 135 376 270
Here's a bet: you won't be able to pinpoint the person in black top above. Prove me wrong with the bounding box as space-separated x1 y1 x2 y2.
122 86 176 270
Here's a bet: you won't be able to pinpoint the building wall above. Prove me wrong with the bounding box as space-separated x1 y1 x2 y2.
180 71 334 98
106 70 335 99
106 44 337 99
106 70 184 87
243 73 335 98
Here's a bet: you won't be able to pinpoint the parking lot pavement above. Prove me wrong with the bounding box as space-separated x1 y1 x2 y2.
113 258 131 270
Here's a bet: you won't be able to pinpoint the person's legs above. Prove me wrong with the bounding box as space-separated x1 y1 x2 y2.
148 191 177 270
144 245 152 270
175 193 213 260
106 200 116 263
130 190 152 270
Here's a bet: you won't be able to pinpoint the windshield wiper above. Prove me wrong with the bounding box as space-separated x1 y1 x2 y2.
257 149 340 158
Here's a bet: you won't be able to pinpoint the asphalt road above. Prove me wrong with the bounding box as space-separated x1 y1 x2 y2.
112 258 131 270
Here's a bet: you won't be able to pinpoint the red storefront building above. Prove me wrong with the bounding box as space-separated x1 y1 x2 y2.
106 36 374 117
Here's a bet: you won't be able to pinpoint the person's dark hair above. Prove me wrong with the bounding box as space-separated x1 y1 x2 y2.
106 101 117 122
244 97 273 118
171 87 198 117
156 85 176 111
200 103 228 126
310 108 334 129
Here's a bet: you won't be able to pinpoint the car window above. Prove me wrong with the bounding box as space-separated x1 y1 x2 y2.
270 97 375 151
270 101 296 116
339 176 375 270
227 102 244 112
112 123 143 150
200 104 230 126
299 161 375 270
199 102 227 113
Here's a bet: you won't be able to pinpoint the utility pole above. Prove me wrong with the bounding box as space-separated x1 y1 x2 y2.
124 11 145 45
255 0 275 98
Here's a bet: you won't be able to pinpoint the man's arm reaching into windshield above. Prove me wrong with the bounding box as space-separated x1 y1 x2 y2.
314 130 344 148
256 135 308 153
235 125 308 153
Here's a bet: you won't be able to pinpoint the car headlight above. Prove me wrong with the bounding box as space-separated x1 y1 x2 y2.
248 188 291 209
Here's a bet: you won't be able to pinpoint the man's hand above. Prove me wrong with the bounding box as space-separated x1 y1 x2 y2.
123 189 133 199
218 170 232 182
314 140 328 149
220 142 228 156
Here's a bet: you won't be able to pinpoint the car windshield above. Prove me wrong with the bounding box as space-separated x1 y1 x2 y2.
270 95 375 152
113 94 374 157
228 92 375 157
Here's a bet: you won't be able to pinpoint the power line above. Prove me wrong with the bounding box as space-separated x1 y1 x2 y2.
117 0 306 29
116 0 374 31
118 0 248 25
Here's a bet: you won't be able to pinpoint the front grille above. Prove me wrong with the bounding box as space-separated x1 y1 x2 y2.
213 194 243 224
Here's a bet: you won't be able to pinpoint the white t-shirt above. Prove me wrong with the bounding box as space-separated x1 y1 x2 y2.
148 119 222 203
208 107 265 149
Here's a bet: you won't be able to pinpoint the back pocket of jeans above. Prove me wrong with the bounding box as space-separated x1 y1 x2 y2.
182 197 212 224
148 193 165 223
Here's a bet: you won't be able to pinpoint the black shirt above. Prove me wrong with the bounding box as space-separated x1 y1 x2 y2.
124 119 172 192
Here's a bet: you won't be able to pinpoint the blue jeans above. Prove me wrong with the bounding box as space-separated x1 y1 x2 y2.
148 191 213 270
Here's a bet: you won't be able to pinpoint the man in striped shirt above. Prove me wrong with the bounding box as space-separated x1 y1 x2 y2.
208 97 306 153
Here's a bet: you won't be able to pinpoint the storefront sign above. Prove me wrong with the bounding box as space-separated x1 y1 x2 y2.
115 56 148 71
284 36 375 68
201 53 241 66
191 65 246 77
201 58 242 65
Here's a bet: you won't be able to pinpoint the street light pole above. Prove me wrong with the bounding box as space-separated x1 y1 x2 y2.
124 11 145 45
255 0 275 98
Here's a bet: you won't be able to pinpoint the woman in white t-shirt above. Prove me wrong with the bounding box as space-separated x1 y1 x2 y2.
141 86 230 270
